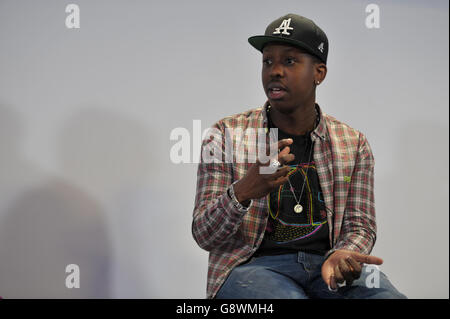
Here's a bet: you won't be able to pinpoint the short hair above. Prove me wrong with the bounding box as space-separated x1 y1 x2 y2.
292 47 324 65
309 54 323 65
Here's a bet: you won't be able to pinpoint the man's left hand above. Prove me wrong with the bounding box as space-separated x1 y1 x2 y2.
321 249 383 290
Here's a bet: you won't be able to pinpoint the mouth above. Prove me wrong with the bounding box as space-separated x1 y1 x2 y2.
267 84 288 100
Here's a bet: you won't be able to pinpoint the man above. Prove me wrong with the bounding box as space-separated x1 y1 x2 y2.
192 13 406 299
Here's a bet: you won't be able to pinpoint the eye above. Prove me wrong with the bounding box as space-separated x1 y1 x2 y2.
263 58 272 66
285 57 296 65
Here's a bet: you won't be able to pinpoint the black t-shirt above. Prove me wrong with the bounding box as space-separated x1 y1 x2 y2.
254 107 331 256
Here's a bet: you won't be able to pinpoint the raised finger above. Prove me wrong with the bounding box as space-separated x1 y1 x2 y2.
278 145 291 157
277 138 293 151
278 153 295 166
258 146 291 169
353 253 383 265
261 139 294 166
265 138 293 157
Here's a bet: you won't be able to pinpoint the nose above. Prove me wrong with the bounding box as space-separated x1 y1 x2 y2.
269 62 284 78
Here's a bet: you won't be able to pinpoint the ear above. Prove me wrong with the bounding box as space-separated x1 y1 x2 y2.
314 62 327 85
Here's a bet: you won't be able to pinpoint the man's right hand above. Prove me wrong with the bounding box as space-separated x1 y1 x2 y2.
233 138 295 205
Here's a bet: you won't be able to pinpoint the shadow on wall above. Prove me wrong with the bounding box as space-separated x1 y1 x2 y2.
0 103 187 298
56 107 162 297
0 179 111 298
0 103 111 298
0 104 39 199
54 106 204 298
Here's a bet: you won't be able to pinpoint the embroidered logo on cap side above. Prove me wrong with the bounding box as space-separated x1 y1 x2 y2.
318 42 324 53
273 18 294 35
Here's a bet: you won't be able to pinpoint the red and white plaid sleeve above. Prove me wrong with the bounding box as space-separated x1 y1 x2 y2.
191 122 249 251
325 132 377 258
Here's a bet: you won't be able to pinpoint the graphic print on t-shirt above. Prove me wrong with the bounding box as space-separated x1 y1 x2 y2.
255 105 331 256
266 159 328 244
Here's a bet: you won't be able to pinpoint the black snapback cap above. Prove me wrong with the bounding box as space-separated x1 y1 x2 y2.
248 13 328 64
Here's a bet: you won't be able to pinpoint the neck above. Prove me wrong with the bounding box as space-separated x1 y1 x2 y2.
269 102 317 136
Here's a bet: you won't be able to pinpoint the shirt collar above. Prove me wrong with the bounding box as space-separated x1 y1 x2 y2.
262 100 328 140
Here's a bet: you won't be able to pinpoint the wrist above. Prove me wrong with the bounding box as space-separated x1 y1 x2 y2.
232 180 251 206
228 180 252 210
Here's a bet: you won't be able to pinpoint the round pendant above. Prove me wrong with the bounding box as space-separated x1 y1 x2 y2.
294 204 303 213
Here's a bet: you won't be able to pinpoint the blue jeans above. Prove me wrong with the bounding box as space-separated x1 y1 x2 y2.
216 252 407 299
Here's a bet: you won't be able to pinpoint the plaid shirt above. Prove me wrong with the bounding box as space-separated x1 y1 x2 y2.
192 101 376 299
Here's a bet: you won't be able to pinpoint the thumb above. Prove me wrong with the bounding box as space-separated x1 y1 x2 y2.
352 252 384 265
321 262 333 286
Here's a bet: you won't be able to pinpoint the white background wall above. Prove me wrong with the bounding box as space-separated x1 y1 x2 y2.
0 0 448 298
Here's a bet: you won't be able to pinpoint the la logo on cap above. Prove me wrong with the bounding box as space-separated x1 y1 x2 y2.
273 18 294 35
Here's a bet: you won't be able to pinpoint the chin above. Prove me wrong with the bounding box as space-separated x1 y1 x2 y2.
268 100 295 114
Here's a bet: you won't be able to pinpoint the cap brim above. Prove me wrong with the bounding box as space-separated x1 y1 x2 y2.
248 35 318 58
